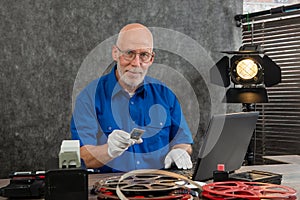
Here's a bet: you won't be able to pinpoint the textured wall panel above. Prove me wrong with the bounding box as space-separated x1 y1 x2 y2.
0 0 242 177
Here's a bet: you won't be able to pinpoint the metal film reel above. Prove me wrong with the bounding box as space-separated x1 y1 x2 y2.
202 181 297 200
97 174 183 192
93 170 201 200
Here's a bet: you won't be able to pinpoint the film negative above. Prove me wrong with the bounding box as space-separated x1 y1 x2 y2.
201 181 297 200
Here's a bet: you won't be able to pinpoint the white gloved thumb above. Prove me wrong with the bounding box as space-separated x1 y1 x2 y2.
164 148 192 169
135 138 143 144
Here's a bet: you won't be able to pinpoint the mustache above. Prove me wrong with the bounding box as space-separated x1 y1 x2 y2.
126 68 143 73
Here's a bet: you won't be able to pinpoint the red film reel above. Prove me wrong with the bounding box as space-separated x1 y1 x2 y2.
98 189 192 200
202 181 297 200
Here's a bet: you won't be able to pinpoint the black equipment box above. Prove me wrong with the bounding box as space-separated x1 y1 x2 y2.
229 170 282 184
0 171 45 198
45 168 88 200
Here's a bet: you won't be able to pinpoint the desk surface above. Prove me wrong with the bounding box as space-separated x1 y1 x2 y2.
1 163 299 199
263 154 300 165
236 163 300 199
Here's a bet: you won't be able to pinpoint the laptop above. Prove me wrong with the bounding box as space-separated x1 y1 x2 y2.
191 111 259 181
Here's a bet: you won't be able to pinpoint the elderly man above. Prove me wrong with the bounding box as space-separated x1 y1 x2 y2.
71 23 193 173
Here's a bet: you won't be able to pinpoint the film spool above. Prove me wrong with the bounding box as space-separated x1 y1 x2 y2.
116 169 202 200
98 174 182 192
202 181 297 200
94 175 192 200
93 169 202 200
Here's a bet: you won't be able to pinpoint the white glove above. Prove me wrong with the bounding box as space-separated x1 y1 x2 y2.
107 130 137 158
164 148 193 169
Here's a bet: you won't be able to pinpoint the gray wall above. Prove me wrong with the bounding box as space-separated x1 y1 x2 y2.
0 0 242 178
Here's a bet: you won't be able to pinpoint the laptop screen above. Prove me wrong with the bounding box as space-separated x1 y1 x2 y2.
192 111 259 181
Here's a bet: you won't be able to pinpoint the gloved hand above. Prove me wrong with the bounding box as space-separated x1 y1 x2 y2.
164 148 193 169
107 130 139 158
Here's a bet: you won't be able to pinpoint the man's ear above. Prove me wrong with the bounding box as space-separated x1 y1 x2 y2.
149 51 155 65
112 46 118 61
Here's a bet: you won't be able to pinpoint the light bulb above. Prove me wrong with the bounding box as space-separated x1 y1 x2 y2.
236 59 258 80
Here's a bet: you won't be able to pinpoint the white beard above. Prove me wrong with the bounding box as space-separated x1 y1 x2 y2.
117 66 147 89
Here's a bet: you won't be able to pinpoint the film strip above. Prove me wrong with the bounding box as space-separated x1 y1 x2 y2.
202 181 297 200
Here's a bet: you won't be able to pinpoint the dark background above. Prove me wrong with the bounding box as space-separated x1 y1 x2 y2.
0 0 242 178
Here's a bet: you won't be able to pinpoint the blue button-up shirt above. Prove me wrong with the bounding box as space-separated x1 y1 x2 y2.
71 65 193 172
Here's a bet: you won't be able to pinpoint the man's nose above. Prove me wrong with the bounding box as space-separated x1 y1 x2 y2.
130 54 141 67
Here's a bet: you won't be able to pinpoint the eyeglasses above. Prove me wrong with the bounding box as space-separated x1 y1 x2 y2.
116 46 154 63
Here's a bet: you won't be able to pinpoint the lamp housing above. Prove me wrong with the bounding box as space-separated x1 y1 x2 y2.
210 44 281 103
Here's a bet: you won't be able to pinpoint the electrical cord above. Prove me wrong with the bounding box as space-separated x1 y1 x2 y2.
0 186 4 196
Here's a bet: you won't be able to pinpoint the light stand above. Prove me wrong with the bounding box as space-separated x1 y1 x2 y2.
242 103 256 165
210 44 281 165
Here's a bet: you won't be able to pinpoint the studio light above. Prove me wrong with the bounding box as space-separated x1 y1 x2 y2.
210 44 281 103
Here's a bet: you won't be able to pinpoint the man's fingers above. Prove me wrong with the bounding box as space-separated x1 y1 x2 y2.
164 155 172 169
164 148 193 169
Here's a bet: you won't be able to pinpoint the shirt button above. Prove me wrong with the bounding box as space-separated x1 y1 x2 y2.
137 161 140 165
160 122 163 126
108 126 112 131
130 101 134 105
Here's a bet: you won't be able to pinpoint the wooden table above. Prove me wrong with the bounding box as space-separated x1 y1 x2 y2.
1 163 299 199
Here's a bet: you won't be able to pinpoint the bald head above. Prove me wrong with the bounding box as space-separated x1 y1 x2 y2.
116 23 153 50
